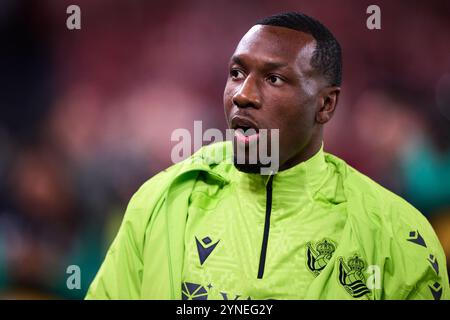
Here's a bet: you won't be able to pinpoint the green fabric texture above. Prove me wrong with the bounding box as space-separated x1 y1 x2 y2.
86 141 449 300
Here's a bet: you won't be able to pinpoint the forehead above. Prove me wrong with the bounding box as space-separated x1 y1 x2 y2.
233 25 316 71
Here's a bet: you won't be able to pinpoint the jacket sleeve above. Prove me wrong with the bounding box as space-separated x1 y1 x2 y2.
383 199 449 300
402 222 450 300
85 171 171 300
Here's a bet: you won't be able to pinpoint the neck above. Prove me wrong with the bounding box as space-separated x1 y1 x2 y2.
279 134 323 172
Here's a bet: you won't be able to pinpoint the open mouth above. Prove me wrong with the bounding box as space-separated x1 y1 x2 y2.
231 116 260 143
236 126 259 136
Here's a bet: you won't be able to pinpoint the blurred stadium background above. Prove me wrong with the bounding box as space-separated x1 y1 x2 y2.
0 0 449 299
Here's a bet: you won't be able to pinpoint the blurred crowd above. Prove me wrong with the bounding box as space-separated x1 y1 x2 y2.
0 0 449 299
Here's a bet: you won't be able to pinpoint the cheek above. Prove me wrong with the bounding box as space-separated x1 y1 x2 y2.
272 95 316 144
271 92 312 127
285 92 316 125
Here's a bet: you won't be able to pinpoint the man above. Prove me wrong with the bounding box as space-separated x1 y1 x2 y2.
86 12 449 300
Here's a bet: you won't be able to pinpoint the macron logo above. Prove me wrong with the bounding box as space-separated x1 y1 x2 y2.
195 236 220 265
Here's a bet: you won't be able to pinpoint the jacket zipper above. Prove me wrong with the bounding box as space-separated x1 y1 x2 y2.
257 175 274 279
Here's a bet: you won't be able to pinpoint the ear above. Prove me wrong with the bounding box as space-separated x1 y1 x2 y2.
316 86 340 124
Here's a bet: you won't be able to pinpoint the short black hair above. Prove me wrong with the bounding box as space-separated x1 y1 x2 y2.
257 12 342 86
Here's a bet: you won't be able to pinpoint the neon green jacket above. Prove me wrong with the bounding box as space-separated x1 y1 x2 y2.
86 141 449 300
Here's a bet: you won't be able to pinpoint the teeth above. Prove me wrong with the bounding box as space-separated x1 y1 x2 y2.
236 127 257 137
244 129 257 137
235 128 244 136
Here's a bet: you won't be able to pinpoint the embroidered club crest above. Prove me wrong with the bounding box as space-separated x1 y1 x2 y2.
306 239 336 276
338 254 370 298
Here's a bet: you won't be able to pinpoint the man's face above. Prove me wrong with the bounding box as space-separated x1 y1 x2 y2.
224 25 330 172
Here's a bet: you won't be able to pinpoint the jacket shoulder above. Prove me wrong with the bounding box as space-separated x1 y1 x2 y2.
131 141 233 206
325 152 431 232
326 153 448 298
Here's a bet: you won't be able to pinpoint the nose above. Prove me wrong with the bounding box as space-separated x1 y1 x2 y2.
232 76 262 109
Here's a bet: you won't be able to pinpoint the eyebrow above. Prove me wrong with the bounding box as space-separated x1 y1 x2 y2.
230 55 289 71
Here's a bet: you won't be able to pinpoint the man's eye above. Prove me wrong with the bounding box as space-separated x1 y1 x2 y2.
267 75 284 86
230 69 245 80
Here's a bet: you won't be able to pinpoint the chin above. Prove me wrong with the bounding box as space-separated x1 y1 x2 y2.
233 162 262 174
233 155 273 174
